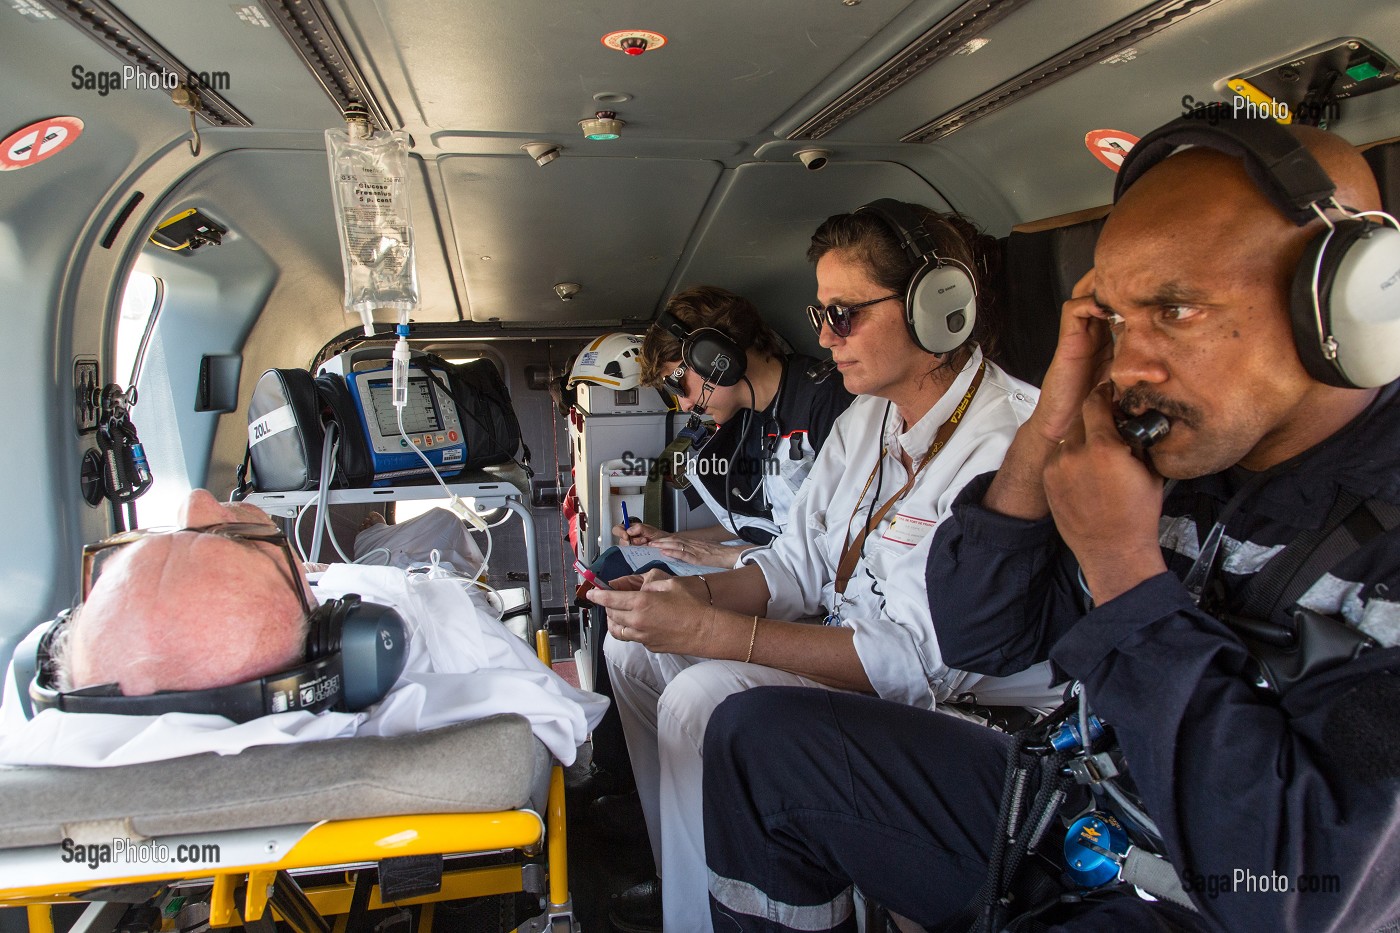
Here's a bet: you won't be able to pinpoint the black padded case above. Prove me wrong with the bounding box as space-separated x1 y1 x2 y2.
244 368 325 492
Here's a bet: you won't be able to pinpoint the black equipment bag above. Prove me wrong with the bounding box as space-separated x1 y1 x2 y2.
239 368 325 493
235 352 532 497
314 372 376 486
414 353 529 472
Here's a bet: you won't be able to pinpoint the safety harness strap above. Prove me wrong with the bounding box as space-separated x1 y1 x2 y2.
644 433 698 528
1236 491 1400 625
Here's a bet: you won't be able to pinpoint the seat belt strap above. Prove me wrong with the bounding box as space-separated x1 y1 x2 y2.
1237 491 1400 625
644 433 697 528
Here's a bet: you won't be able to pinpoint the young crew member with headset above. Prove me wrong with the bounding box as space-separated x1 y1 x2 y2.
613 285 855 569
590 204 1063 933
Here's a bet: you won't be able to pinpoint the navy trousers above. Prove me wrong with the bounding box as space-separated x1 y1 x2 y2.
702 687 1207 933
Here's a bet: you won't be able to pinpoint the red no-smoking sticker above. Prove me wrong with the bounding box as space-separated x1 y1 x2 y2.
1084 129 1139 172
1 116 84 171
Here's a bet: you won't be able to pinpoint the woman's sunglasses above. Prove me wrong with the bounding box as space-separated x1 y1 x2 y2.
805 294 900 338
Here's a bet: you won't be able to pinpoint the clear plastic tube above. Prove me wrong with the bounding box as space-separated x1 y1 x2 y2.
395 402 493 581
392 329 411 409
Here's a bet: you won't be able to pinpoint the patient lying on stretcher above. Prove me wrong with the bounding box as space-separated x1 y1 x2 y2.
0 489 607 768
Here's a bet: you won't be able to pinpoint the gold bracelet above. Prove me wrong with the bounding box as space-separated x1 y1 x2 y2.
696 574 714 606
744 614 759 664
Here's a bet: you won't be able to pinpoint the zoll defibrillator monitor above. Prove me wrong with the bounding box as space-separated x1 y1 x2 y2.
344 364 466 484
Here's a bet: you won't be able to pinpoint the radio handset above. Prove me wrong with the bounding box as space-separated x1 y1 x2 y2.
1116 410 1170 449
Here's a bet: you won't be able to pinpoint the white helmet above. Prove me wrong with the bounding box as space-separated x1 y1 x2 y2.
568 333 645 390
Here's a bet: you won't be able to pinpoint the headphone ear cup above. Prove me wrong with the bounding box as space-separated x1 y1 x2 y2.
305 596 353 659
1289 228 1348 387
683 328 747 386
906 262 977 354
1290 220 1400 389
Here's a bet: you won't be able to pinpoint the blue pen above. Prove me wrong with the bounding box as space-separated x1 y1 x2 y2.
621 500 635 530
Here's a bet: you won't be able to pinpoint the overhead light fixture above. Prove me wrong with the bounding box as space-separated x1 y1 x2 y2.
554 282 581 301
602 29 667 56
580 111 625 141
795 148 831 171
521 141 561 166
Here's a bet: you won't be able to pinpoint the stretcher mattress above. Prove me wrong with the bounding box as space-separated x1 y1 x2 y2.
0 713 549 850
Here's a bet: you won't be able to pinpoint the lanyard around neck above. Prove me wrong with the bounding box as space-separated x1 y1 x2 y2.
834 361 986 596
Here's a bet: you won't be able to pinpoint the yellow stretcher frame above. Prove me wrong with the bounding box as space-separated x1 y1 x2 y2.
1 630 575 933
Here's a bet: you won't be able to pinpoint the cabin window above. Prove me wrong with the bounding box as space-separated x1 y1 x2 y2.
114 271 161 389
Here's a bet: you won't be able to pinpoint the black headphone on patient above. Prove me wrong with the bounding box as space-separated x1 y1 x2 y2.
853 199 979 355
25 594 408 723
655 309 747 387
1114 115 1400 390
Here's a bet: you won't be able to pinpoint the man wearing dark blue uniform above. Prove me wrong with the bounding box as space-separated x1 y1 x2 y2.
701 117 1400 932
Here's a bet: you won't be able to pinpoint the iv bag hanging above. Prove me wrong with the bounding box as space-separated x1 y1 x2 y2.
326 126 420 335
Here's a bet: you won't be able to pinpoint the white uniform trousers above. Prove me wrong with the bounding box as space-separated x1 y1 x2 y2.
604 633 831 933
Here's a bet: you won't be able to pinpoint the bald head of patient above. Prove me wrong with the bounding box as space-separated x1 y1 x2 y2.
60 490 311 696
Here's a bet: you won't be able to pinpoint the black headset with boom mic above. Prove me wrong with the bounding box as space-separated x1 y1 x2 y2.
655 309 747 387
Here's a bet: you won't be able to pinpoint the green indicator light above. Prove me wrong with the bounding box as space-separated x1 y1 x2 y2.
1346 60 1383 82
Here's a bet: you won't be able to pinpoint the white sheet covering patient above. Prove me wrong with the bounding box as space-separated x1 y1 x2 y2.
0 491 607 768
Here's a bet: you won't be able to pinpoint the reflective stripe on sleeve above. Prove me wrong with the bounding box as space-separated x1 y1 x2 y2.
709 869 853 931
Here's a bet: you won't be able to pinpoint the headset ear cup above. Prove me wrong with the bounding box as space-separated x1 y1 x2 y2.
1323 221 1400 389
1289 228 1350 387
305 595 353 659
904 260 929 349
907 262 978 354
684 328 747 386
1289 220 1400 389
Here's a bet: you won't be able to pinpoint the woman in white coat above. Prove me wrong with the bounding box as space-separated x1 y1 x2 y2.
590 201 1062 933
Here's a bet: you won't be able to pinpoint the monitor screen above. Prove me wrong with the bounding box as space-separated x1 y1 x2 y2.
367 377 442 436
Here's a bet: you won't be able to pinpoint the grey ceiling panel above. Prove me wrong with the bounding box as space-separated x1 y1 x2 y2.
342 0 923 137
438 154 723 324
823 0 1151 143
910 0 1400 223
675 161 953 354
